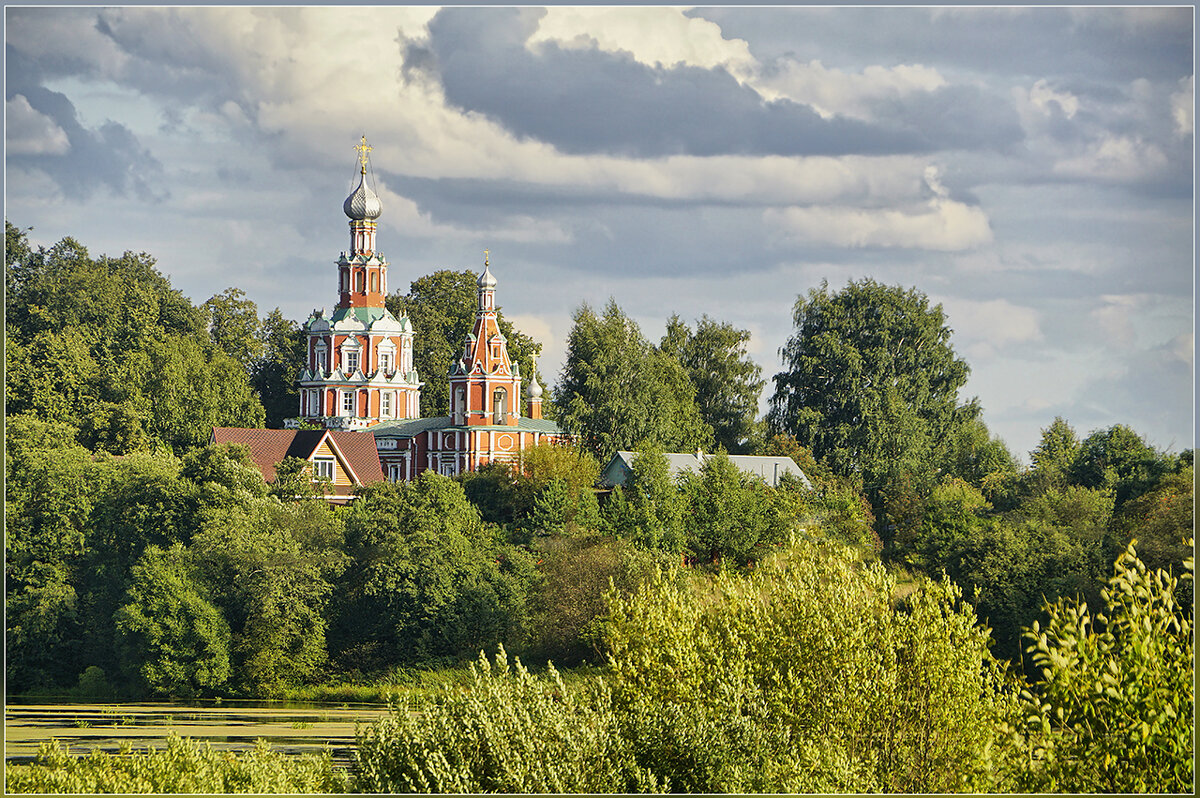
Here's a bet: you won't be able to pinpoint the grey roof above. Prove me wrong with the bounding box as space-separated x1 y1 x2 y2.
603 451 811 489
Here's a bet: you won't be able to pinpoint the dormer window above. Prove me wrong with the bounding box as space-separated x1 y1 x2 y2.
312 457 335 481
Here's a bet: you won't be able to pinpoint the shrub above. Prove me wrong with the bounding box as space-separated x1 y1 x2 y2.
353 647 661 793
602 537 1012 792
1006 540 1194 792
4 736 347 794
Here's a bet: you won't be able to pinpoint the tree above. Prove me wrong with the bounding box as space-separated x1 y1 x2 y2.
251 308 305 428
1009 541 1193 792
555 301 712 459
1068 424 1173 508
679 451 791 565
387 270 542 416
332 474 536 669
604 445 685 552
113 545 232 698
201 288 262 372
659 314 764 453
767 279 975 532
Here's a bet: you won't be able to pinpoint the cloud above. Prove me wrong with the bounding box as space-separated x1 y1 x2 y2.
1171 75 1193 137
5 94 70 154
1053 133 1168 182
1028 78 1079 118
528 6 757 81
755 58 946 119
938 297 1043 359
766 167 992 250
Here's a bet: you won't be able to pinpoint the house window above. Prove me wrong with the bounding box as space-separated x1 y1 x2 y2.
387 463 403 482
345 351 359 374
342 390 354 415
493 387 507 423
312 458 335 480
379 351 393 373
314 344 327 373
381 391 393 417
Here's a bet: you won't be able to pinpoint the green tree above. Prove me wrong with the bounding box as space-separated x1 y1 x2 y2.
201 287 262 371
555 301 712 459
1068 424 1173 508
1008 541 1193 792
191 498 348 695
113 545 232 698
767 279 975 531
679 451 791 565
602 540 1014 792
387 269 542 416
659 314 764 453
333 474 536 669
605 445 685 552
251 308 305 428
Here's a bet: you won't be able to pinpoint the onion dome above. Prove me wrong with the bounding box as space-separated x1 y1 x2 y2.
478 256 497 289
527 373 544 400
344 167 382 221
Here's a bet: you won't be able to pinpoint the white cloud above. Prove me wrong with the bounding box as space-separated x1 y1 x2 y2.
5 95 71 155
1053 133 1168 182
1171 75 1193 137
755 58 946 120
1089 294 1144 347
1027 78 1079 118
938 297 1043 359
766 195 993 251
528 6 757 82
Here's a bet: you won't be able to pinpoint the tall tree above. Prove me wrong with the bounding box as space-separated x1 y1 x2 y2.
555 300 712 460
251 309 305 428
767 279 975 530
387 270 542 417
201 288 262 371
660 314 764 454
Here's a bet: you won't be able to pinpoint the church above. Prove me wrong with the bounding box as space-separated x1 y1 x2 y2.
277 136 566 484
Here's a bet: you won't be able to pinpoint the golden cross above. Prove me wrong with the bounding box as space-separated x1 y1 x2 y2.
484 249 489 266
355 135 372 170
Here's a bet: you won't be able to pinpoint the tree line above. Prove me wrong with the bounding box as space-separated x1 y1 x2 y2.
5 221 1192 791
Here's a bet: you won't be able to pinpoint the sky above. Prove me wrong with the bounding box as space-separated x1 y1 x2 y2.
5 4 1195 461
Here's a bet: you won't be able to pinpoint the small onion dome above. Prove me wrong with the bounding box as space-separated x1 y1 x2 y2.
344 169 382 220
478 260 497 289
527 374 543 400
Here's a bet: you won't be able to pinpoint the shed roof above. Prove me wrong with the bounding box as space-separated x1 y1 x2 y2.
603 451 811 489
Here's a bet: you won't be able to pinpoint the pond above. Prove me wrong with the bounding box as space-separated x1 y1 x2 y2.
4 699 392 768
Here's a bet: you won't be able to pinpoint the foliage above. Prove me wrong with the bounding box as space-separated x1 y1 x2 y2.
5 736 348 794
555 300 712 459
767 278 976 534
353 648 660 793
1006 541 1194 792
1112 465 1193 576
659 314 764 453
524 534 671 666
113 545 232 698
603 445 686 552
1068 423 1174 507
601 539 1013 792
201 287 263 371
387 269 542 416
678 451 793 565
4 223 264 453
190 497 348 696
332 474 537 670
251 308 306 428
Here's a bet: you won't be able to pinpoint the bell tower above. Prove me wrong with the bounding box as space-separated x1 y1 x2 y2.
289 135 423 430
448 252 523 427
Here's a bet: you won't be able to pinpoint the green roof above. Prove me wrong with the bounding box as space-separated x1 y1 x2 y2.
330 306 392 325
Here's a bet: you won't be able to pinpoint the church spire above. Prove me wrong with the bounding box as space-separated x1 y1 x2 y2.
344 135 382 255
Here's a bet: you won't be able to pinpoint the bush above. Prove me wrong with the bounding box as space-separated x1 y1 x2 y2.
353 648 661 793
602 537 1013 792
1005 540 1194 792
4 736 347 794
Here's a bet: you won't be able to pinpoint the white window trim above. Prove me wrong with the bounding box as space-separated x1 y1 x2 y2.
312 457 335 480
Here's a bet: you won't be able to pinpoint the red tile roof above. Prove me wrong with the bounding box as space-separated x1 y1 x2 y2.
211 427 384 486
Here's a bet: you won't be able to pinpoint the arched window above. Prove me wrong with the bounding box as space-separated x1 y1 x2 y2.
493 387 507 424
370 271 379 293
356 270 365 292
